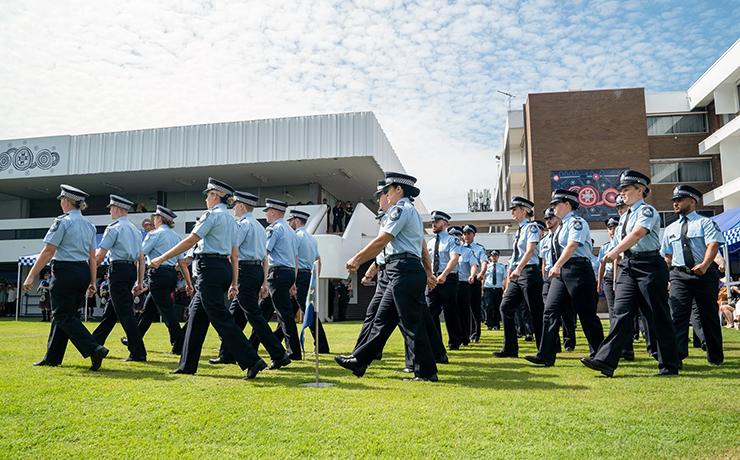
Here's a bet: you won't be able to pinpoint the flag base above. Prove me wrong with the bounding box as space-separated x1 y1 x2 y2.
299 382 335 388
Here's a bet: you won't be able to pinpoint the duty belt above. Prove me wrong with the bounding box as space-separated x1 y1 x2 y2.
297 269 311 274
196 254 229 259
671 266 694 274
269 266 294 272
386 253 420 262
239 260 262 266
624 250 659 260
111 260 136 265
151 265 176 271
564 257 589 265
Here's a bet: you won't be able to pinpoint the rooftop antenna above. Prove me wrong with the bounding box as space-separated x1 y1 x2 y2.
497 90 516 112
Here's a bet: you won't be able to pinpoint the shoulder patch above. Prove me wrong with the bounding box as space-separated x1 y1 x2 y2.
573 220 583 231
143 233 150 243
454 237 461 246
529 224 539 234
266 227 273 238
641 207 654 218
102 227 110 238
389 207 402 221
49 219 60 233
200 211 210 223
712 221 721 232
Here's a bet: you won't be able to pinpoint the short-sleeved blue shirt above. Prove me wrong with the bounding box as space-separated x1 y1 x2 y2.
510 220 540 269
382 198 424 258
192 203 239 256
237 212 267 262
43 210 96 262
266 218 298 268
142 224 183 267
614 200 661 253
660 211 725 267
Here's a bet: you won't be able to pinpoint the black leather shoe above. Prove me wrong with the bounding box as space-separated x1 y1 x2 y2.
710 361 724 366
373 352 383 361
435 354 449 364
524 355 554 367
333 355 367 377
244 359 268 380
471 338 479 344
267 353 291 370
394 367 413 373
33 360 59 367
120 336 128 346
493 326 500 331
524 334 534 342
493 350 518 358
654 369 679 377
169 369 194 375
581 357 614 377
446 345 460 351
403 374 438 382
122 356 147 362
650 352 659 361
90 346 109 371
208 357 236 365
487 327 493 331
620 352 635 361
565 347 575 352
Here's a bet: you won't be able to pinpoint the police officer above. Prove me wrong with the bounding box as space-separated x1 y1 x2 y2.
211 191 291 370
262 198 301 360
426 210 463 350
525 190 604 366
127 206 192 355
37 271 51 322
24 185 109 370
92 195 147 362
449 226 478 347
583 170 680 377
337 172 439 381
483 250 506 330
661 185 725 365
461 224 487 343
287 208 330 353
151 178 268 379
494 196 544 357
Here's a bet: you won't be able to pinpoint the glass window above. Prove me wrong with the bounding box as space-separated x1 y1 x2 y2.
650 160 712 183
647 114 707 135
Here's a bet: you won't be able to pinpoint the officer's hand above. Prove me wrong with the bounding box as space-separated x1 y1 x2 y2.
548 265 561 278
186 285 194 296
345 257 359 274
476 273 485 282
259 285 268 300
132 285 143 296
427 275 438 290
436 273 447 284
597 283 603 295
692 264 707 275
87 283 97 297
361 276 372 285
150 257 163 269
510 268 522 279
468 275 475 284
289 284 297 296
22 276 34 291
228 284 238 299
603 250 618 263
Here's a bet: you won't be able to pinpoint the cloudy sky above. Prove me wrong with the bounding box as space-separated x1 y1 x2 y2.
1 0 739 211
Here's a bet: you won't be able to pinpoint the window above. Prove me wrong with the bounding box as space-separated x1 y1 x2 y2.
647 114 707 135
658 210 714 228
650 160 712 184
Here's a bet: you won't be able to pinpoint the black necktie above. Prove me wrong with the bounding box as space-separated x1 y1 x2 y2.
513 226 522 262
621 208 632 240
552 228 562 261
433 234 440 274
492 263 496 284
681 217 696 268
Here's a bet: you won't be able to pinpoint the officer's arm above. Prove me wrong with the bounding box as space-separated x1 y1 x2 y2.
597 261 606 287
477 260 488 281
553 241 579 269
315 256 322 278
608 226 648 255
469 262 478 282
159 233 202 262
362 262 378 284
177 259 194 290
440 253 460 279
517 242 538 268
94 247 108 265
87 250 98 296
23 244 56 290
136 252 145 290
346 232 394 270
695 242 719 274
664 254 673 266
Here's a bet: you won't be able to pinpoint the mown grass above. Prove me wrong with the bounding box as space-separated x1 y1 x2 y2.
1 317 740 459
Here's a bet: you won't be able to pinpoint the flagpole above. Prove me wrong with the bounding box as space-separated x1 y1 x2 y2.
300 260 333 388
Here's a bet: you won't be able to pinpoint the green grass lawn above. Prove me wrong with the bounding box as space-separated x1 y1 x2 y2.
1 317 740 459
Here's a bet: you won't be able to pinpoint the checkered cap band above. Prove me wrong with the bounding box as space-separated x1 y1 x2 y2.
235 195 258 206
386 176 416 187
289 210 310 220
621 175 647 186
673 188 700 202
155 206 177 220
109 199 132 209
206 183 232 196
60 190 86 202
266 201 287 212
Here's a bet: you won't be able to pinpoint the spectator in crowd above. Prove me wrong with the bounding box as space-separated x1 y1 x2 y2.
6 283 16 317
345 201 354 227
332 201 345 233
37 272 52 321
323 198 331 232
327 278 335 321
138 203 149 213
0 281 7 316
336 278 351 321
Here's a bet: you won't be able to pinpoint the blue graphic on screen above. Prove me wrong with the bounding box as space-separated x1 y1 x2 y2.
550 168 624 222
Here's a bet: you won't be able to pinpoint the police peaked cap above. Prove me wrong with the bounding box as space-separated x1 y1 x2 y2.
619 170 651 195
376 209 385 220
671 185 702 202
384 172 420 197
448 226 463 236
533 220 546 230
234 191 259 207
288 209 310 221
265 198 288 212
431 210 451 222
543 208 557 219
604 216 620 227
106 194 135 210
462 224 477 234
374 179 387 198
154 205 177 221
550 189 580 210
489 249 500 256
508 196 534 210
57 184 89 202
615 195 626 207
203 178 235 197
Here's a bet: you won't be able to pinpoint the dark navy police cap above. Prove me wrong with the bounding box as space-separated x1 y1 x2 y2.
374 179 387 198
489 249 500 256
508 196 534 210
203 178 235 196
384 172 420 197
288 209 310 221
604 216 619 227
615 195 626 207
462 224 477 234
431 210 451 222
154 205 177 220
543 208 557 219
57 184 89 202
106 194 135 210
234 191 259 207
534 220 546 230
619 170 651 191
550 189 580 210
265 199 288 212
448 226 463 237
671 185 702 202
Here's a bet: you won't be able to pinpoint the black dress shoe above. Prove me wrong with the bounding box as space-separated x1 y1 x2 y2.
373 352 383 361
487 327 493 331
90 346 109 371
169 369 194 375
267 354 292 370
653 369 679 377
33 360 59 367
493 350 518 358
650 352 659 361
394 367 413 373
493 326 500 331
620 352 635 361
244 359 268 380
446 345 460 351
333 355 367 377
208 357 236 365
122 356 147 362
710 361 724 366
565 347 575 352
403 374 438 382
524 334 534 342
435 354 449 364
120 336 128 346
524 355 554 367
580 357 614 377
471 338 479 344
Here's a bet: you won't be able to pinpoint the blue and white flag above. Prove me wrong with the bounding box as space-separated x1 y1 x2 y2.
299 267 317 354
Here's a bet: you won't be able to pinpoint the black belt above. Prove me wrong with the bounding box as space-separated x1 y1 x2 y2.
196 254 229 259
151 265 176 270
378 264 386 271
51 260 87 265
297 269 311 274
269 266 294 272
111 260 136 265
386 253 420 262
435 272 459 279
671 266 694 274
239 260 262 266
564 257 589 265
624 250 659 260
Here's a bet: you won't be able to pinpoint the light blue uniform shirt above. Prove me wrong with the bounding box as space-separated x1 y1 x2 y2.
467 242 487 271
427 230 462 274
142 224 183 267
660 211 725 267
485 261 506 288
375 217 387 266
99 216 142 261
295 227 320 270
236 212 267 262
539 232 555 272
457 245 478 279
43 210 96 262
192 203 239 256
553 212 593 259
266 218 298 268
382 198 424 259
599 239 615 273
510 220 540 269
614 200 661 253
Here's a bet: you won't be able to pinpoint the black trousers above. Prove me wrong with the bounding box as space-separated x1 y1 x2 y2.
691 302 705 347
484 287 503 329
457 280 471 345
354 258 437 378
355 269 388 353
92 262 146 359
543 277 576 350
501 265 544 352
538 260 604 362
669 267 723 364
223 264 286 361
267 267 301 360
427 273 462 348
136 266 183 354
593 256 680 372
469 279 483 340
43 261 100 364
515 301 534 336
176 258 261 374
604 272 634 355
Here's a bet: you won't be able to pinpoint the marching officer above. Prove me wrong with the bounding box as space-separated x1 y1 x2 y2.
449 226 478 347
151 178 268 379
493 196 544 357
92 195 147 362
212 191 291 369
24 185 108 370
583 170 680 377
462 224 487 343
661 185 725 365
483 250 506 330
525 190 604 366
426 211 463 350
